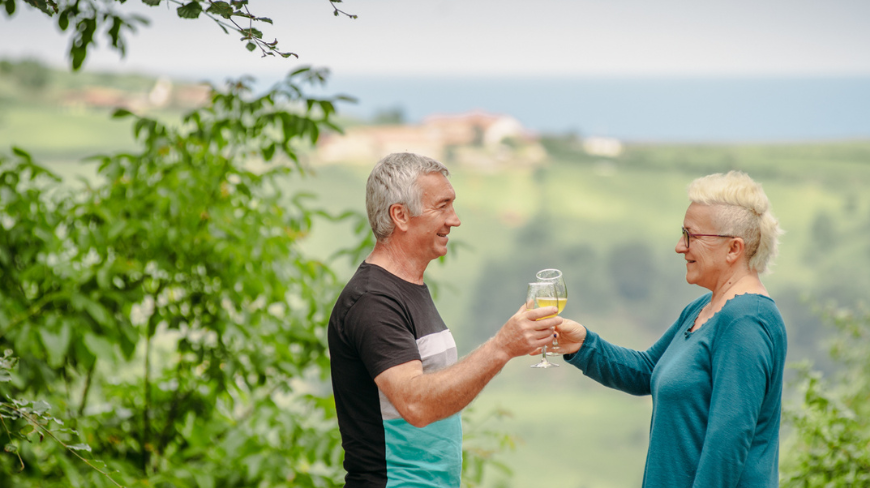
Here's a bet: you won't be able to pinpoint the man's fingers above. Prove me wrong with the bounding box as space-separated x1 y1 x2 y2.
531 315 563 331
525 306 559 321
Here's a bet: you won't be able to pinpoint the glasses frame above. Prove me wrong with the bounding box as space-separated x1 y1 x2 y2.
681 227 736 249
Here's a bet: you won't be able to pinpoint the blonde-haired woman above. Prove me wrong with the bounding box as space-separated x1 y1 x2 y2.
557 171 787 488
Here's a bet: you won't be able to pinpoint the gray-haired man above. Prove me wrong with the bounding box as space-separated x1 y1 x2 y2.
328 152 560 487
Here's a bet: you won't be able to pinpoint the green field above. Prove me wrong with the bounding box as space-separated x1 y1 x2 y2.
4 61 870 486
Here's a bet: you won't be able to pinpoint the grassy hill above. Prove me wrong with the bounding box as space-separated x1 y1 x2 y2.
3 59 870 487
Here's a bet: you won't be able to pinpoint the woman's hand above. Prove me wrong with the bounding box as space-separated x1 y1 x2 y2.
555 319 587 355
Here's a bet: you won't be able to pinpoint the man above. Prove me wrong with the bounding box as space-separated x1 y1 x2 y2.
328 152 561 487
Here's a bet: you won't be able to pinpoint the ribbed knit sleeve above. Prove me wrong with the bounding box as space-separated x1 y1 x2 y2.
564 320 683 396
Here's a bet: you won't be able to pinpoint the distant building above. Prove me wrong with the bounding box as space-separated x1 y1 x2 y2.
60 79 210 112
315 110 546 168
582 136 623 157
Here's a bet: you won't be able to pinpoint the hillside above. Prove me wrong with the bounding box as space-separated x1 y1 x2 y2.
4 59 870 487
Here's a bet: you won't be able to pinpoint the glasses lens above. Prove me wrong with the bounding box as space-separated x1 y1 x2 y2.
682 228 690 248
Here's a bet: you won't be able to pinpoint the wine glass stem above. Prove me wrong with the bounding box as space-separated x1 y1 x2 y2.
542 345 548 361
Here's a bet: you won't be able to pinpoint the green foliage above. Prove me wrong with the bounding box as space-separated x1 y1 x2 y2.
0 0 360 70
780 305 870 487
1 350 123 487
0 69 363 487
460 406 516 488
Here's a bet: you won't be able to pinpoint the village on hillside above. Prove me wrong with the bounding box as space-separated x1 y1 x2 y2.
314 110 623 169
52 75 625 168
1 61 624 168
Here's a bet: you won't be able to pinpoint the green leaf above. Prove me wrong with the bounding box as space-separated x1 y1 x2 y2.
31 400 50 415
193 471 216 488
142 0 162 5
261 143 276 161
4 444 17 454
24 0 58 15
58 9 69 30
83 333 115 360
4 0 15 15
84 298 111 327
71 45 86 71
205 1 233 19
112 108 134 118
20 424 35 435
245 42 256 52
11 146 32 161
67 443 92 452
39 322 71 368
176 1 202 19
240 27 262 39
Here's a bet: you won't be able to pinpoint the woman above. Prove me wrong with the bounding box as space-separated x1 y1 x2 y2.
557 171 787 488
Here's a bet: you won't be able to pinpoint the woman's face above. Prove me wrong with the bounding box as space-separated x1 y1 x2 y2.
675 203 732 290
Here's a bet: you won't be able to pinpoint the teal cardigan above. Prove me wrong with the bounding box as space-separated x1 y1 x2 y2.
566 293 787 488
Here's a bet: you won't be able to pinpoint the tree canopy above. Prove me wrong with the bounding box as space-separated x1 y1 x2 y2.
0 0 357 70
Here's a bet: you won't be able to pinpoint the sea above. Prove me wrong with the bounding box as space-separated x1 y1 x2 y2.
281 75 870 143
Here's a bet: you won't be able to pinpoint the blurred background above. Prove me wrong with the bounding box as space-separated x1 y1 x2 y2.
2 1 869 487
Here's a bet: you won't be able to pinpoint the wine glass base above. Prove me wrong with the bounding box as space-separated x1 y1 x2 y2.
531 361 559 368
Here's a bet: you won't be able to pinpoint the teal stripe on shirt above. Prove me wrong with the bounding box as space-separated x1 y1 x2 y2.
384 414 463 488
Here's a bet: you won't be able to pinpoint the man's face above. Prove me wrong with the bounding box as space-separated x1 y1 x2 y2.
405 172 461 262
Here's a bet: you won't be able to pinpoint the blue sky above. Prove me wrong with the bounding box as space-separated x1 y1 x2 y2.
2 0 869 80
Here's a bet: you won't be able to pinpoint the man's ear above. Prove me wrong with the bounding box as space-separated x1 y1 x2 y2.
725 237 745 265
390 203 410 232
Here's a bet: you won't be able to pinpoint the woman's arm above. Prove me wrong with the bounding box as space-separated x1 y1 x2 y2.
691 315 778 488
558 318 683 396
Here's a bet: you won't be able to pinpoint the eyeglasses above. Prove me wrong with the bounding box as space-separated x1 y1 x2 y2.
681 227 736 249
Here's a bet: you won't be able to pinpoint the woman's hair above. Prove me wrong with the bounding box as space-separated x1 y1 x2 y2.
366 152 450 241
687 171 783 274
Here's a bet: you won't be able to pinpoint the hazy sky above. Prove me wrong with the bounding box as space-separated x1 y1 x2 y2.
2 0 869 80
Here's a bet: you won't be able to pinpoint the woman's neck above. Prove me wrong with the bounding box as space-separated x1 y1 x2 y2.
709 269 767 306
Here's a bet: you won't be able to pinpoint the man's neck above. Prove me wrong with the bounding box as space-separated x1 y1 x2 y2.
365 241 429 285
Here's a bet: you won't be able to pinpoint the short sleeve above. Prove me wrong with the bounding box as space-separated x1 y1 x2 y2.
343 292 422 379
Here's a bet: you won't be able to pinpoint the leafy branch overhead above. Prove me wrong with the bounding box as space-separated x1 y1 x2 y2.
0 0 357 70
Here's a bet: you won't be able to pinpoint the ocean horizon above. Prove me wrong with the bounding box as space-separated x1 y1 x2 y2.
256 75 870 143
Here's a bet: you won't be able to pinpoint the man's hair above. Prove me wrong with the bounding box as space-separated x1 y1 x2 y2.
366 153 450 241
687 170 783 274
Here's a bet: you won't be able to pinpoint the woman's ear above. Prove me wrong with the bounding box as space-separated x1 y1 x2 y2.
725 237 745 265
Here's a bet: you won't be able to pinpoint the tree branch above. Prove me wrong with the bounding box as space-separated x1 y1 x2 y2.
0 415 25 472
78 362 96 418
16 409 125 487
328 0 358 19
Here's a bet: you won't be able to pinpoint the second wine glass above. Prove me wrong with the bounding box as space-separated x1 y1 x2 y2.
527 281 560 368
536 268 567 355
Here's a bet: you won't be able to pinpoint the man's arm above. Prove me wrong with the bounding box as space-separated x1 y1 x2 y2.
374 305 561 428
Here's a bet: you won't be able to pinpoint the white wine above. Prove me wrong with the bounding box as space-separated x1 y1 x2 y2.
535 297 567 318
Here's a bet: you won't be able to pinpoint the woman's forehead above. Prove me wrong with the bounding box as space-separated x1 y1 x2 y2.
684 202 717 228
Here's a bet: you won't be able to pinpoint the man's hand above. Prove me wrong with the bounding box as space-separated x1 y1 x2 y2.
492 304 563 361
554 318 587 355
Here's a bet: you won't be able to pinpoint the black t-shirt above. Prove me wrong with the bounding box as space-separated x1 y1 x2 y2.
328 262 460 487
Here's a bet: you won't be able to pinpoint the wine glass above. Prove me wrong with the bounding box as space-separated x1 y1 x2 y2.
536 269 567 355
527 282 560 368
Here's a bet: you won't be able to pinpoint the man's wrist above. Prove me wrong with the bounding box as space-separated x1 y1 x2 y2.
483 336 512 365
